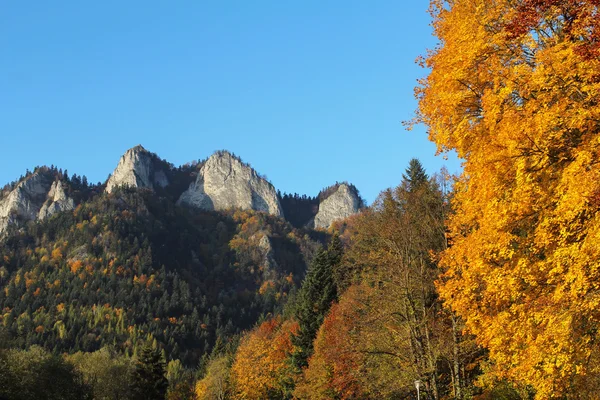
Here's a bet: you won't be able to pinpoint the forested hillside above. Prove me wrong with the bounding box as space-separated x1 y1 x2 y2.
0 184 322 364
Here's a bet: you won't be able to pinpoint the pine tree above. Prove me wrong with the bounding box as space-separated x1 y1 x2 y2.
131 342 168 400
402 158 428 191
291 236 341 370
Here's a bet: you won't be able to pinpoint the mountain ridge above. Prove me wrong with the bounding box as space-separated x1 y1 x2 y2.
0 145 365 235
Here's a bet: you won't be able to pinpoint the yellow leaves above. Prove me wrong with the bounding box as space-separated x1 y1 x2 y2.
195 355 231 400
230 318 298 399
51 248 63 262
419 0 600 397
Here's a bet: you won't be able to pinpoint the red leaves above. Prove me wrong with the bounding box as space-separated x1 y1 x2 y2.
505 0 600 58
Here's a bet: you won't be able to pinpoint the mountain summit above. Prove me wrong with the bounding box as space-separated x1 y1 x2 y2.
105 145 170 193
177 151 283 217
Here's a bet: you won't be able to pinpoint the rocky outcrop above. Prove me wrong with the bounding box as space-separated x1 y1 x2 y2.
177 151 283 217
38 181 75 220
310 183 363 229
106 145 169 193
258 234 277 277
0 173 75 237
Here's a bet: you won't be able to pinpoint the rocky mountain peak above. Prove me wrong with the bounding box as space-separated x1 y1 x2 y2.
310 183 363 229
177 151 283 217
105 145 169 193
0 171 75 237
38 180 75 220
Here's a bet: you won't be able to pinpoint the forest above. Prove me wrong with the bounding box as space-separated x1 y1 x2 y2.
2 0 600 399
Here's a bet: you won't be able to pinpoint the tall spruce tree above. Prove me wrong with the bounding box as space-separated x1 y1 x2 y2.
131 342 168 400
291 235 342 370
402 158 428 191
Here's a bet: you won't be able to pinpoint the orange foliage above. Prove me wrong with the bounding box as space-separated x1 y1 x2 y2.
295 286 368 400
51 248 63 262
258 280 275 295
69 260 83 274
231 318 299 399
417 0 600 397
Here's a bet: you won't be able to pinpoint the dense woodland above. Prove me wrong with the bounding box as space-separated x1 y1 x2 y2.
2 0 600 398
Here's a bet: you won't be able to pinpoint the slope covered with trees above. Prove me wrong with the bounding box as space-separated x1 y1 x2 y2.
0 184 321 369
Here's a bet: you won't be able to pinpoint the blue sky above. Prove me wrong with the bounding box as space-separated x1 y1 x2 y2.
0 1 459 204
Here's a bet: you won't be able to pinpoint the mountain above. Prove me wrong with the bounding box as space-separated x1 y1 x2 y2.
0 168 79 238
0 145 362 368
279 182 365 229
177 151 283 217
105 145 170 193
310 183 365 229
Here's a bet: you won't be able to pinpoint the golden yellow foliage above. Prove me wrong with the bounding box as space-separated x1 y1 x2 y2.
230 318 298 399
51 248 63 262
417 1 600 397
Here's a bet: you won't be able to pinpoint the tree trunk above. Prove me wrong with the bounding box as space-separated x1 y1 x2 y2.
452 313 463 399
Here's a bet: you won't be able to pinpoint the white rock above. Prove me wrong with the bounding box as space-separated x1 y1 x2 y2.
106 145 168 193
38 180 75 220
0 172 75 237
177 151 283 217
311 183 362 229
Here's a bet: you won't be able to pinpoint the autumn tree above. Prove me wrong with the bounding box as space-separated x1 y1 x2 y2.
195 354 232 400
294 286 371 400
331 161 479 399
230 318 299 400
416 0 600 397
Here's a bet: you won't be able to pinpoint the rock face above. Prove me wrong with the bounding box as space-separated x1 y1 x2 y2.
106 145 169 193
310 183 362 229
0 173 75 237
178 151 283 217
38 181 75 220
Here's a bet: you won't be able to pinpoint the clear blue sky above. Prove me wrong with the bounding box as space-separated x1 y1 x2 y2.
0 1 459 204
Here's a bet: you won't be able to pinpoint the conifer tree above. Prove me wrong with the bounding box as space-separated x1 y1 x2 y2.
402 158 428 191
131 342 168 400
291 236 342 370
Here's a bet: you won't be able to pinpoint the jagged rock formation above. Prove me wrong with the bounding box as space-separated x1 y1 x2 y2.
38 180 75 220
0 146 366 236
177 151 283 217
310 183 363 229
106 145 169 193
0 173 75 237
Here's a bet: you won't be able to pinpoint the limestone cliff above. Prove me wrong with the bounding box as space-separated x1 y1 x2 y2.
177 151 283 217
38 180 75 220
106 145 169 193
310 183 363 229
0 172 75 237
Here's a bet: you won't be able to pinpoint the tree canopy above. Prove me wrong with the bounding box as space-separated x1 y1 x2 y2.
416 0 600 397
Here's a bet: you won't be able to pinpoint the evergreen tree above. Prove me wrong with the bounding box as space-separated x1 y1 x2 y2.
131 342 168 400
402 158 428 191
291 236 342 370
